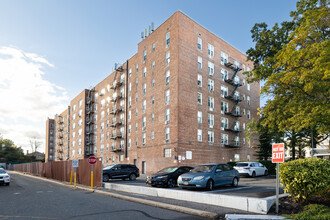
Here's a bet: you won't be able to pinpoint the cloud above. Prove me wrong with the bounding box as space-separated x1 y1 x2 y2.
0 46 68 152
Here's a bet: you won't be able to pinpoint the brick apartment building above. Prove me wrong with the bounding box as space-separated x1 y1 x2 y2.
45 11 260 174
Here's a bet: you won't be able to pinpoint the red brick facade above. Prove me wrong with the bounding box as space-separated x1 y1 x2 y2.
46 11 259 174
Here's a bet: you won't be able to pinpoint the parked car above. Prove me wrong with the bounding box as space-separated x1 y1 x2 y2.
234 162 268 177
146 166 193 188
103 164 139 182
177 163 239 191
0 168 10 186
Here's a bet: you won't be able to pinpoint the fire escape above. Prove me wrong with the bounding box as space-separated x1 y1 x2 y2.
224 58 242 148
57 116 64 160
85 88 95 156
110 66 125 152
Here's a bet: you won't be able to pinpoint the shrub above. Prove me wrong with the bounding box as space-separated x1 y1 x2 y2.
279 158 330 203
284 204 330 220
259 160 276 175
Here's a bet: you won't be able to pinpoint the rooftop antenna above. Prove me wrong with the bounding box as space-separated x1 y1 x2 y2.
144 28 147 37
151 22 154 32
141 31 144 39
148 25 151 35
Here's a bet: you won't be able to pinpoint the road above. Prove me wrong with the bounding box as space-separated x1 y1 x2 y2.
0 173 207 220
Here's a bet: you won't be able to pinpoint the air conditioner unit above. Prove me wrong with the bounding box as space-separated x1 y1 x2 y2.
165 121 170 125
210 125 213 128
210 108 214 111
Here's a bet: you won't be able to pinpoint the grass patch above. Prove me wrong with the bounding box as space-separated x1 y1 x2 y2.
284 204 330 220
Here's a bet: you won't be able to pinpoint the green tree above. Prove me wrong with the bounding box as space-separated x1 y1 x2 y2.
245 0 330 140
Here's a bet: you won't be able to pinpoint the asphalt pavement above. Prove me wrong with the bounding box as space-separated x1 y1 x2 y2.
0 173 208 220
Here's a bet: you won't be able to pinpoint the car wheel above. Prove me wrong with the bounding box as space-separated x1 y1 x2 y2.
167 179 176 188
232 177 238 187
251 171 256 178
103 174 110 182
264 170 268 176
129 173 137 181
206 179 214 191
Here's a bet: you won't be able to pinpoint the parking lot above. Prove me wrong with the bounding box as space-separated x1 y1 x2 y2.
103 175 284 198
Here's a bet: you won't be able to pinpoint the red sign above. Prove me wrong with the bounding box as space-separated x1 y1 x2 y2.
88 156 97 165
272 143 285 163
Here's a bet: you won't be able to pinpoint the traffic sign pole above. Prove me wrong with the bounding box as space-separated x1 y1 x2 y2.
272 143 285 214
276 163 279 213
74 167 77 189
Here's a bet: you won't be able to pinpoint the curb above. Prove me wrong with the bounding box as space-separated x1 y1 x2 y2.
225 214 287 220
10 171 219 219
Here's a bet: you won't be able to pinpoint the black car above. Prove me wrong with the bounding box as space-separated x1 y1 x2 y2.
103 164 139 182
146 166 193 188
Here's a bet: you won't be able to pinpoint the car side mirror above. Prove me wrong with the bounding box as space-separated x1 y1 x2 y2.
216 169 222 173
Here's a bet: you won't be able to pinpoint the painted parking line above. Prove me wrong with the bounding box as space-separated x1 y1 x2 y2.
204 186 254 193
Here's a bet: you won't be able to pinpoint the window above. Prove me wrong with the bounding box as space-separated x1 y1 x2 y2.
234 153 240 161
164 148 171 158
207 62 214 76
128 82 131 93
243 108 246 115
234 136 240 146
142 100 146 113
247 96 250 105
242 79 246 86
128 68 132 77
165 127 170 141
208 44 214 58
128 124 131 135
165 70 170 85
135 137 138 146
135 93 138 102
221 85 228 98
243 64 246 71
247 110 251 119
142 133 146 145
151 96 154 104
152 61 155 69
151 131 154 140
197 129 202 142
152 43 155 52
208 79 214 93
152 79 155 87
208 97 214 111
221 117 228 130
72 132 76 138
78 119 82 126
221 134 228 145
234 76 240 85
128 139 131 149
234 121 240 131
208 114 214 128
128 96 131 108
143 49 147 63
135 108 138 117
247 83 251 91
135 122 138 132
197 93 202 105
165 109 170 124
143 67 147 78
221 69 228 81
165 32 170 47
78 99 83 107
165 51 170 66
221 52 228 65
165 90 170 105
221 102 228 114
136 64 138 73
100 134 104 143
234 60 240 69
71 150 75 157
143 83 146 96
128 110 131 121
197 38 202 50
142 117 146 129
197 74 202 87
235 106 240 116
72 105 76 112
151 113 154 122
197 111 202 124
198 56 202 69
72 141 75 147
72 113 76 121
234 91 240 101
208 131 214 143
135 78 138 88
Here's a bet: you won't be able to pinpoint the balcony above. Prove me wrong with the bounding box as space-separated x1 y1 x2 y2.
57 120 63 124
57 148 63 153
86 119 94 125
225 95 242 103
224 127 241 133
57 134 63 139
57 141 63 146
115 120 123 126
116 133 123 139
86 108 94 114
224 111 242 118
224 142 241 148
110 135 116 140
57 127 63 132
85 140 93 146
110 147 123 152
86 98 94 105
86 130 94 135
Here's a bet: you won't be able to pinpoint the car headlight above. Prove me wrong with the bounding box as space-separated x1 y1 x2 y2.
178 176 182 181
156 175 168 179
193 176 204 180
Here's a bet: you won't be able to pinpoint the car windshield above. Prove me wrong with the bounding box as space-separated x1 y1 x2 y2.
235 163 249 167
156 166 178 173
0 169 6 174
103 165 116 170
191 165 215 173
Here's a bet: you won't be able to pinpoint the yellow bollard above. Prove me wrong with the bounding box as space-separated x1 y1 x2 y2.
70 170 73 185
74 170 76 189
91 170 93 189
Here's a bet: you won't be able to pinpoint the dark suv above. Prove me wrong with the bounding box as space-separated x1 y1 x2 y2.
103 164 139 182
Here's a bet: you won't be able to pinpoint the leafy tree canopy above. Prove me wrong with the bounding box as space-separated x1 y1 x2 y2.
245 0 330 135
